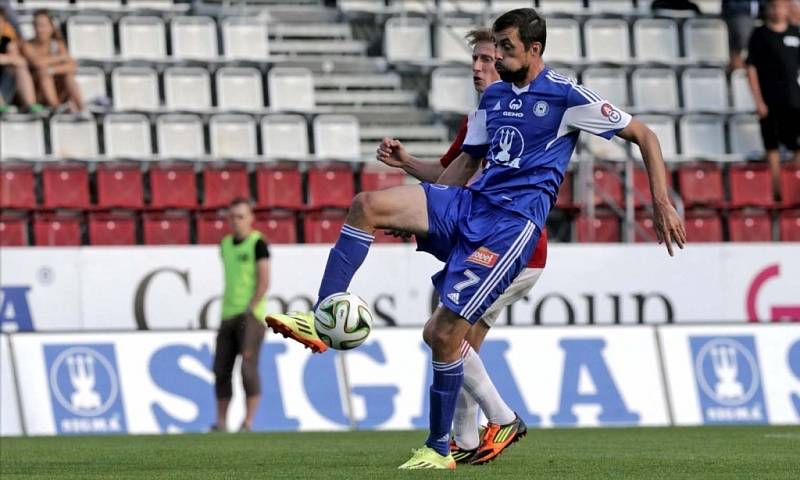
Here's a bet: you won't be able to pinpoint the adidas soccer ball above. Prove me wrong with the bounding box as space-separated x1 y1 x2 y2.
314 292 373 350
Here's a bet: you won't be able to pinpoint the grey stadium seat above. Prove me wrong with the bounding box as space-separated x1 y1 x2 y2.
75 0 121 7
261 115 310 161
538 0 585 14
164 67 212 111
584 19 630 63
216 67 264 112
67 15 114 60
632 68 679 112
156 114 205 159
683 19 729 64
119 16 167 61
112 67 160 111
171 16 219 60
730 69 755 111
633 18 679 64
313 115 361 161
50 114 99 159
222 17 269 61
0 116 45 160
679 114 726 158
729 115 764 157
634 115 677 160
103 114 153 158
588 0 637 13
429 67 477 114
384 16 432 63
268 67 315 112
682 68 728 111
75 67 107 104
210 114 258 159
436 17 473 63
545 18 581 63
581 68 629 108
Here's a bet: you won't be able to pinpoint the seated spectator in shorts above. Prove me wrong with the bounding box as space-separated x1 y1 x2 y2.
0 8 40 112
747 0 800 199
722 0 761 70
22 10 83 112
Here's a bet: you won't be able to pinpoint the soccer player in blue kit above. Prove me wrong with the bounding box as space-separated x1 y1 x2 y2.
267 8 686 470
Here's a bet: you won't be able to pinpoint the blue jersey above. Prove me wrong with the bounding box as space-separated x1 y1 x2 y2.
461 67 632 229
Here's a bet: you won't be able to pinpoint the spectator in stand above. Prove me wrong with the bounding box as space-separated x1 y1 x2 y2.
791 0 800 25
722 0 761 70
21 10 83 112
746 0 800 200
0 8 40 112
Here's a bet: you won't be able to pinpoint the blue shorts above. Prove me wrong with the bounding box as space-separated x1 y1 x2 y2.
417 183 540 324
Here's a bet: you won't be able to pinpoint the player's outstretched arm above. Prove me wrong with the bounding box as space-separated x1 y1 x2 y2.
435 152 482 186
376 137 445 183
617 119 686 256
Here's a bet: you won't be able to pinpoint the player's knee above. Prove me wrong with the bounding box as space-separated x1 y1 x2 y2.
422 322 434 347
428 328 460 356
350 191 376 223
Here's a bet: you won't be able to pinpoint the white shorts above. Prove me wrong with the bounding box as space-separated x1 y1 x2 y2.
479 267 543 327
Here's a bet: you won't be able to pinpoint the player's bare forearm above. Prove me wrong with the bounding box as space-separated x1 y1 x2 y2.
403 156 446 183
617 119 686 255
435 152 481 186
248 259 270 312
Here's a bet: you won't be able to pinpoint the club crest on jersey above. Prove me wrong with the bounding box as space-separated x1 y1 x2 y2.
601 103 622 123
533 100 549 117
466 247 499 268
489 126 524 168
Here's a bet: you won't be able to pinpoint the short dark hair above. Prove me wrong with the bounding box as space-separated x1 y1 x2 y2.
465 27 493 47
492 8 547 54
229 197 252 209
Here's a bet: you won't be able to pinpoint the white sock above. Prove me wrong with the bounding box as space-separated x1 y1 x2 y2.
452 387 480 450
461 341 515 426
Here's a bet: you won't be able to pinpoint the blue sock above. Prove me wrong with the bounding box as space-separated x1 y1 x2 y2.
315 224 374 309
425 358 464 456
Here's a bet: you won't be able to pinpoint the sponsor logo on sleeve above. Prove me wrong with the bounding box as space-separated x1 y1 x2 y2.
689 336 767 424
600 103 622 123
44 344 127 434
466 247 500 268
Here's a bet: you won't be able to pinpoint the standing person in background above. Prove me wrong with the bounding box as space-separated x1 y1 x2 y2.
0 8 40 113
746 0 800 200
212 198 270 433
21 10 83 112
722 0 761 70
790 0 800 25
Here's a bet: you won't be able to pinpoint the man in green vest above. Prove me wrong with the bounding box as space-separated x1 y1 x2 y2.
212 198 270 432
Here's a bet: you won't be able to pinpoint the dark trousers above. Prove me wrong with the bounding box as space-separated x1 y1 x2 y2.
213 313 266 399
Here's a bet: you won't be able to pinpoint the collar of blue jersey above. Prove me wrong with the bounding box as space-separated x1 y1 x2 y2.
506 66 551 95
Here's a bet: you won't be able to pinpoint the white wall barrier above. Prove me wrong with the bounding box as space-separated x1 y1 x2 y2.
2 244 799 332
3 324 798 436
1 334 23 436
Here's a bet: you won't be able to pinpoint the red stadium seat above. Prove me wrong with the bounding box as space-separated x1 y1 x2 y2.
33 212 82 246
41 163 90 209
149 163 197 209
592 165 623 207
142 211 191 245
88 211 137 245
307 164 355 209
0 164 36 209
0 213 29 246
779 209 800 241
684 209 723 242
195 211 229 245
255 164 303 209
304 210 347 244
361 165 406 192
96 163 144 209
203 163 250 208
633 165 674 208
677 162 723 207
729 162 773 208
575 211 621 242
780 161 800 207
728 209 772 242
555 170 574 209
634 213 656 243
254 210 298 244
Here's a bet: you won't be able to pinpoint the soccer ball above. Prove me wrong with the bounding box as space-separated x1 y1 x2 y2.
314 292 373 350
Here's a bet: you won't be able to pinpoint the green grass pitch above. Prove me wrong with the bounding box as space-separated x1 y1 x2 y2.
2 426 799 479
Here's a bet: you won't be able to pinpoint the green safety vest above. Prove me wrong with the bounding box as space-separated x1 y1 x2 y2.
220 231 267 321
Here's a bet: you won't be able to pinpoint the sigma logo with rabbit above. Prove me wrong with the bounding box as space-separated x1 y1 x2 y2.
44 344 127 434
689 336 767 424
